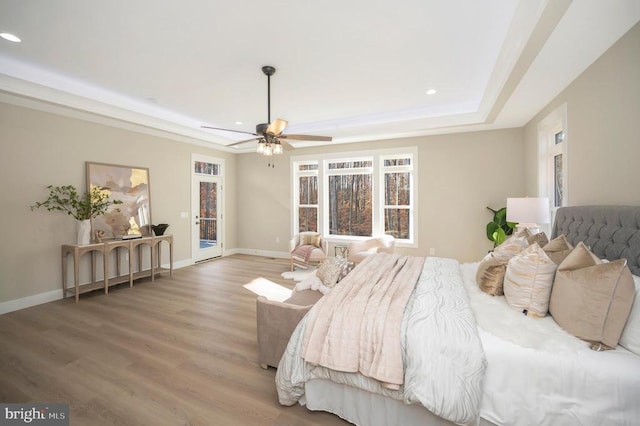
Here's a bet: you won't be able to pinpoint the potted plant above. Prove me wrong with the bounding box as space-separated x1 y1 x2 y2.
485 206 516 247
31 185 122 244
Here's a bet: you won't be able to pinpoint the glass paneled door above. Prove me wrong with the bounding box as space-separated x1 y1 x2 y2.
192 175 222 261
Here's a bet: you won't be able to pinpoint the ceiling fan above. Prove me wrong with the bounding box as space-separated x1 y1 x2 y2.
202 66 333 153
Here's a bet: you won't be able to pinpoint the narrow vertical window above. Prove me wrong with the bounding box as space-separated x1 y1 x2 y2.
554 153 563 207
382 157 413 240
295 163 318 232
538 104 568 213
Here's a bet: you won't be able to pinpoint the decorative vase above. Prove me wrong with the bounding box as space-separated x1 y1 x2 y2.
77 219 91 245
152 223 169 236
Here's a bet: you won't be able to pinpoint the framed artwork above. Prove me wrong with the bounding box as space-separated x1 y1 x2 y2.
86 162 152 238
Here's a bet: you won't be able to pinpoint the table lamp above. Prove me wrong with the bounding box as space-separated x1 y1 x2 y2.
506 197 550 234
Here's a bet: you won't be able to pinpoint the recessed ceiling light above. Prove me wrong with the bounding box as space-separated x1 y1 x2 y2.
0 32 21 43
426 89 437 95
235 121 243 125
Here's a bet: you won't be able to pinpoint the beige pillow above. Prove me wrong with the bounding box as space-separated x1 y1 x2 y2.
503 243 558 317
301 233 321 248
476 254 507 296
525 229 549 247
549 242 635 350
316 259 342 288
543 234 574 265
492 235 529 263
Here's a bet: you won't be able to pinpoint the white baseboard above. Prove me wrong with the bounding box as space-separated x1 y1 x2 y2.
0 260 193 315
233 248 290 259
0 289 63 315
1 252 288 315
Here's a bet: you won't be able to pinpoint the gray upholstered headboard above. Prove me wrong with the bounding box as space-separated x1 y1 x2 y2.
551 205 640 276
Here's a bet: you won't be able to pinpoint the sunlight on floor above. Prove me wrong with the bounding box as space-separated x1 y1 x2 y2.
243 277 292 302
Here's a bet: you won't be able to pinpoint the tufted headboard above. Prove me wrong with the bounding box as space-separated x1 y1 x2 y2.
551 205 640 276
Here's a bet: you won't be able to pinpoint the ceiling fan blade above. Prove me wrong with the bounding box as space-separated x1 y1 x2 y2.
201 125 258 137
280 134 333 141
266 118 288 135
227 137 260 147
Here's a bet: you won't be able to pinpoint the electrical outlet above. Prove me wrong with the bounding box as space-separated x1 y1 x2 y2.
275 236 280 243
429 248 436 255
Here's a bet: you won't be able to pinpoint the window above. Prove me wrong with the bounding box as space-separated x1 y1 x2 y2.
382 157 413 239
538 104 568 212
296 162 318 232
194 160 220 176
326 159 373 237
292 148 417 245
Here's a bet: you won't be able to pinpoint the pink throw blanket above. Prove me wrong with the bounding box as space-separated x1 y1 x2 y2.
291 244 316 269
300 252 425 389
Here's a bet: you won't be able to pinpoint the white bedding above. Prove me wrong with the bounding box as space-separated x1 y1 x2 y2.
460 262 640 426
276 258 640 426
276 257 486 426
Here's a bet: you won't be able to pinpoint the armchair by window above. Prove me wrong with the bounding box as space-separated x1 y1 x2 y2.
289 232 328 271
347 235 395 264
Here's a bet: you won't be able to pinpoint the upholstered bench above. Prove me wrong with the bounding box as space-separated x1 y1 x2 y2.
256 288 323 369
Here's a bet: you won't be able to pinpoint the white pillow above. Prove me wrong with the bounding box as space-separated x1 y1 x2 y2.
619 274 640 355
503 243 558 317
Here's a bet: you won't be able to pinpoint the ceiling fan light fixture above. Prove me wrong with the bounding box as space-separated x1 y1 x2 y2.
273 141 283 155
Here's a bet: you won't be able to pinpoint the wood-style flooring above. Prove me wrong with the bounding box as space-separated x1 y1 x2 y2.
0 254 349 425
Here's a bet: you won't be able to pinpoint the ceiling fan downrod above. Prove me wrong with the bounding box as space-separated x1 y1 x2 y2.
262 66 276 124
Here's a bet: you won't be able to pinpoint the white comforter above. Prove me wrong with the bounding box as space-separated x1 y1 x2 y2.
460 263 640 426
276 257 487 426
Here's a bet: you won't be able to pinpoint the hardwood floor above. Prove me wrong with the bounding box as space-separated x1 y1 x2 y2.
0 254 349 426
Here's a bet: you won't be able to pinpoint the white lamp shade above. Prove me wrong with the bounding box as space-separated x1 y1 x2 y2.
506 197 551 224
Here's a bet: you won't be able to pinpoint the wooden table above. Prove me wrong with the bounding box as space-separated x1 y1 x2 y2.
61 235 173 302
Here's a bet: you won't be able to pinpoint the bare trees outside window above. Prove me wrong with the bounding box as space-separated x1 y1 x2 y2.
293 149 416 243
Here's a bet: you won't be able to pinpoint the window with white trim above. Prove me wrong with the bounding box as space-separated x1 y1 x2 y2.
292 148 417 244
326 159 373 237
382 156 413 239
296 162 318 232
538 104 568 214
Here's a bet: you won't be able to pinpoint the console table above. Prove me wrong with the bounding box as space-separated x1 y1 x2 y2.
61 234 173 302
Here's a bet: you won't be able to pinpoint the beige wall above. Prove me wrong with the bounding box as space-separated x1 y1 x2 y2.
524 22 640 204
238 128 525 263
5 21 636 308
0 101 237 304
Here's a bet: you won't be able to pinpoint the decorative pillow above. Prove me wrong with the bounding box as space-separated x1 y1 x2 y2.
542 234 574 265
619 275 640 355
503 243 558 317
525 229 549 247
549 242 635 350
334 256 355 282
301 233 321 248
492 235 529 263
316 259 343 288
476 253 508 296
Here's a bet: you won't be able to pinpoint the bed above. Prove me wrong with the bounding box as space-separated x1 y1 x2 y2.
275 205 640 426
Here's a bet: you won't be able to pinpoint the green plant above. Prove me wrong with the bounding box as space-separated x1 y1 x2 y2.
31 185 122 220
486 206 516 247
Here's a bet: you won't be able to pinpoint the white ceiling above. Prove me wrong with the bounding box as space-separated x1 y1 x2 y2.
1 0 639 151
